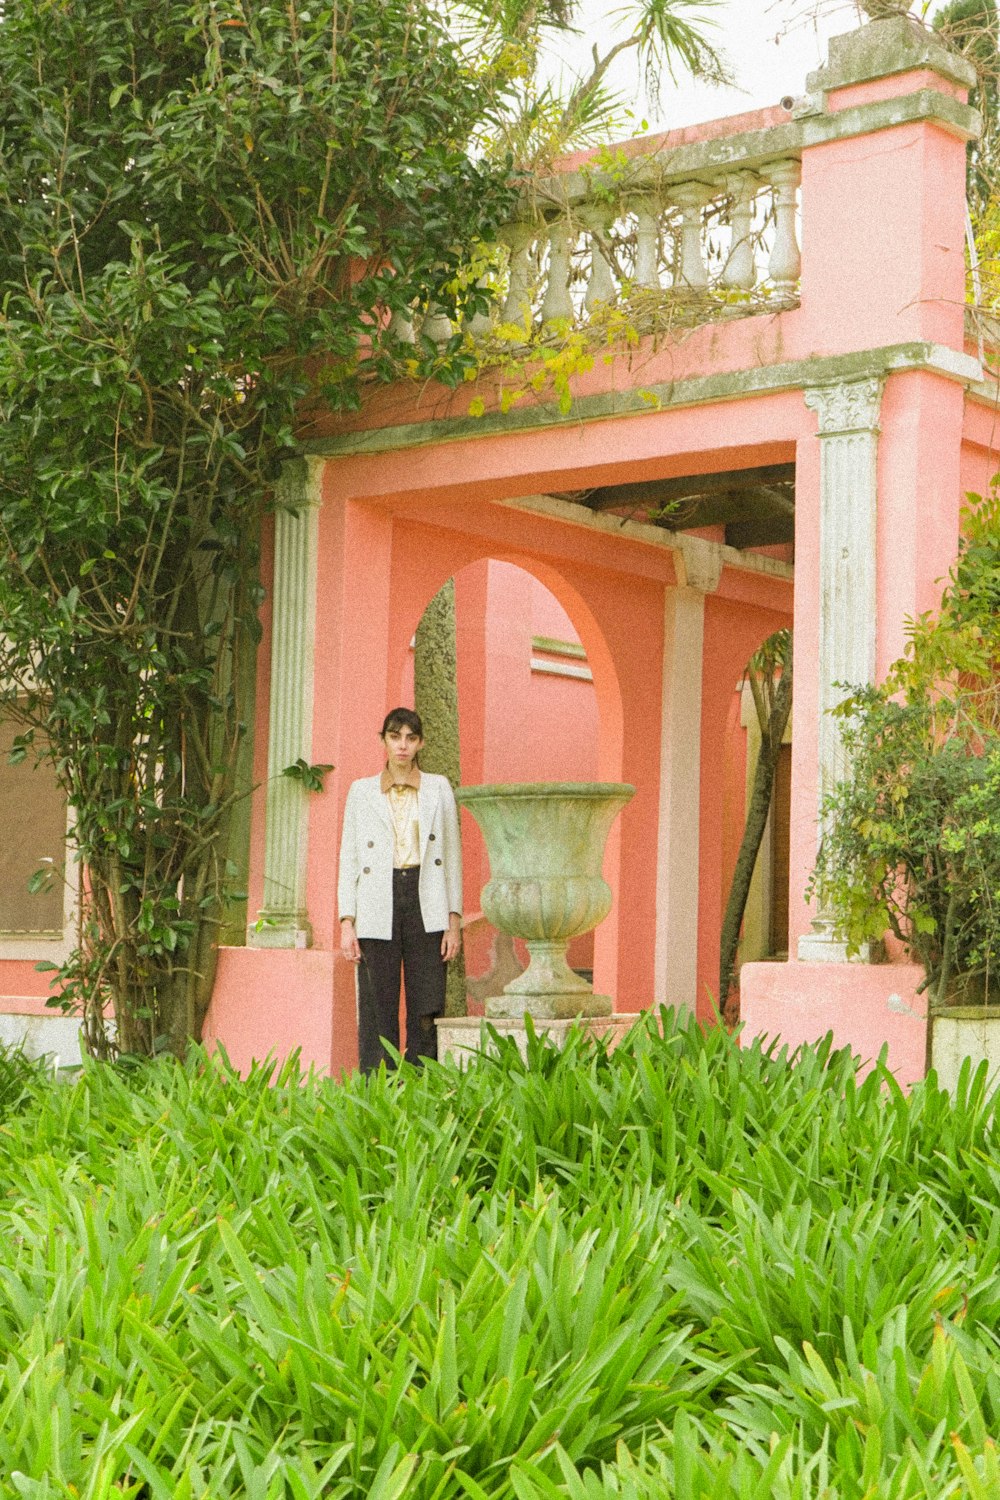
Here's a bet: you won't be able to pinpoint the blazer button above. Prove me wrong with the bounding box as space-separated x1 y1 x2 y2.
434 858 442 866
367 840 374 848
363 867 371 874
428 833 436 841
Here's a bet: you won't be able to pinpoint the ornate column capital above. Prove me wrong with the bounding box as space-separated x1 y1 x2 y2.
805 377 884 436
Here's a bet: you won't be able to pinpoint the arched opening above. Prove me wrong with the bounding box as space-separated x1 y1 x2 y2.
404 557 607 1012
719 636 793 1014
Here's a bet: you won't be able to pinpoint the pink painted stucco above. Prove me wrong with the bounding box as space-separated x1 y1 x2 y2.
740 961 928 1086
826 70 967 111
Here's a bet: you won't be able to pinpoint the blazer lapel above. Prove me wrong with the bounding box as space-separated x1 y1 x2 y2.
417 775 440 860
370 776 392 832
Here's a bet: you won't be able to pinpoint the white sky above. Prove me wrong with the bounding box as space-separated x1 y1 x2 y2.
541 1 951 133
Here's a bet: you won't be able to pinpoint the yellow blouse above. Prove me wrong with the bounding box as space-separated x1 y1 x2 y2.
386 782 420 868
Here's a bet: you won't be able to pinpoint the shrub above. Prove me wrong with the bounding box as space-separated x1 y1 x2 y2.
813 494 1000 1007
1 1016 1000 1494
0 1041 48 1118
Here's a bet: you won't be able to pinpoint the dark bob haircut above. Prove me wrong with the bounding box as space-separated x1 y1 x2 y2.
381 707 423 739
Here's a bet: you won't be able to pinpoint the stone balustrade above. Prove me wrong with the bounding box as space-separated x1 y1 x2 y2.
497 157 802 334
391 118 804 347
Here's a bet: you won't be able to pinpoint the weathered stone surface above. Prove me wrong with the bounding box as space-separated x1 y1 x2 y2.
436 1012 646 1066
250 457 322 949
798 377 881 963
305 341 984 459
808 15 976 95
457 783 634 1019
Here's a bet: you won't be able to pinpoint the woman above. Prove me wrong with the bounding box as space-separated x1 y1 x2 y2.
338 707 462 1072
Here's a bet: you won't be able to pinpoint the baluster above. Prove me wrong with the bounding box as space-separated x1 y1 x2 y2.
721 172 758 291
388 306 416 343
583 210 617 316
421 303 453 345
465 277 494 338
500 223 536 331
632 197 661 290
766 159 802 293
540 217 575 325
672 182 711 291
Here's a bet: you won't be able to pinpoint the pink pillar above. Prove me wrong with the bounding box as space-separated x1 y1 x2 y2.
877 369 964 669
316 492 396 1076
799 51 971 355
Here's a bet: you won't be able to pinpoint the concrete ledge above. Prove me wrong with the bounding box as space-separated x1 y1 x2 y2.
304 341 983 458
740 959 927 1085
0 1011 82 1069
436 1013 646 1066
930 1010 1000 1095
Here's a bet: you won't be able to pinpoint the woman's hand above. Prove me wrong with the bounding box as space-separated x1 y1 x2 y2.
340 919 361 963
441 915 462 963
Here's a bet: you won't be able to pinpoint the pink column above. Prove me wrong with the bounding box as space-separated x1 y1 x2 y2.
877 369 964 670
313 488 396 1076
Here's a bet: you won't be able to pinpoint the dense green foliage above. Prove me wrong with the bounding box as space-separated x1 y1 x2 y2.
3 1014 1000 1496
0 0 518 1056
812 495 1000 1005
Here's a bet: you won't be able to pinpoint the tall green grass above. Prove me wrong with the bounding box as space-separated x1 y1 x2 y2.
0 1012 999 1496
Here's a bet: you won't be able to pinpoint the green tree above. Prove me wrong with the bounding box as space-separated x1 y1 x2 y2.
414 579 468 1018
463 0 731 164
933 0 999 217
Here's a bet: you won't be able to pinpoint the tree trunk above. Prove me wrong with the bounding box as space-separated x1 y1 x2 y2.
718 654 794 1014
414 578 467 1018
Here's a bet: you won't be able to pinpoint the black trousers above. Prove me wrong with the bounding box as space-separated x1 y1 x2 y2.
357 865 446 1073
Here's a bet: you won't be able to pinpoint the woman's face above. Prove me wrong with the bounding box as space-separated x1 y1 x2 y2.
383 725 423 770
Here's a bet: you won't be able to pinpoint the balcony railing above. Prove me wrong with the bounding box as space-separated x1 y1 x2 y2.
390 117 803 348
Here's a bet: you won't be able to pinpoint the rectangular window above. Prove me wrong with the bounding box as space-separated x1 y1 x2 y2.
0 718 67 935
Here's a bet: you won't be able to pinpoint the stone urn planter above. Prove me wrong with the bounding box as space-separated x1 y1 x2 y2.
455 782 634 1019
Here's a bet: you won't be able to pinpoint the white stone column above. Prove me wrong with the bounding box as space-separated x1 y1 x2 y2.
797 376 882 962
249 458 321 949
654 586 708 1013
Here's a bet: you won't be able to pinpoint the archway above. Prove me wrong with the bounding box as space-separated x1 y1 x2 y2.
717 637 793 1020
405 557 608 1013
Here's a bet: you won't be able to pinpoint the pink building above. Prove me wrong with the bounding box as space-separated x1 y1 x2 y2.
0 16 994 1080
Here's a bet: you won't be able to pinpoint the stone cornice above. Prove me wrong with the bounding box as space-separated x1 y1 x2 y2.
807 17 977 98
302 342 985 459
525 89 978 215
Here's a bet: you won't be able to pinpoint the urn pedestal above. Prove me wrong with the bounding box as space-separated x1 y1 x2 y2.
455 782 635 1020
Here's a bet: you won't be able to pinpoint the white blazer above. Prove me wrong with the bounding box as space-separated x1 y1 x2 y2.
337 772 463 940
